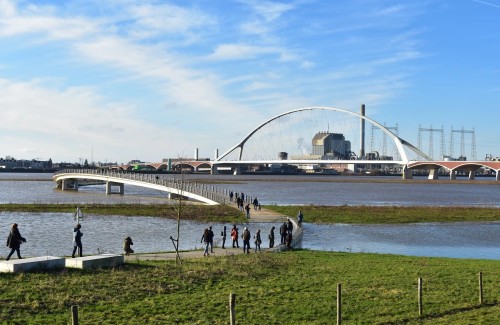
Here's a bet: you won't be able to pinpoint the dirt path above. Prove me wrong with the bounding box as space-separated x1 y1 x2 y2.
125 207 289 261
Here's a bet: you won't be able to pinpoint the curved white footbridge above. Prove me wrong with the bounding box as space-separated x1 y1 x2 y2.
53 169 228 205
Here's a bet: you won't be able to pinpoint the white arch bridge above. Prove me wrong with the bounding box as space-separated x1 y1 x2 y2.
52 169 230 205
211 106 431 177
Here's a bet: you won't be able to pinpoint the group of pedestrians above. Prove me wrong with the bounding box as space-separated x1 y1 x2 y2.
201 217 299 256
4 223 135 261
279 218 295 249
229 191 262 218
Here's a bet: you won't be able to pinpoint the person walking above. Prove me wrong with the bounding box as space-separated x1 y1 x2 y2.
268 226 275 248
253 197 259 210
231 225 239 248
254 229 262 253
72 224 83 258
297 210 304 226
201 228 210 256
221 226 227 249
286 230 293 250
208 226 215 253
123 236 134 255
5 223 26 261
242 227 251 254
287 218 294 233
245 203 251 219
279 222 287 244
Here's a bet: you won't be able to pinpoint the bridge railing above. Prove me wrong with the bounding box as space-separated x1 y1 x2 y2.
54 169 232 205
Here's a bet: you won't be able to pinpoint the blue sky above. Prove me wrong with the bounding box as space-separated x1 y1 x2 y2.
0 0 499 164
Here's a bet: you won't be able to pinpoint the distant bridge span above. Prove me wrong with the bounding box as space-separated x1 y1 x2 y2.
408 161 500 180
52 169 229 205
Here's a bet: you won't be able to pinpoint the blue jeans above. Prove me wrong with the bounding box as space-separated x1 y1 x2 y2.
243 241 250 254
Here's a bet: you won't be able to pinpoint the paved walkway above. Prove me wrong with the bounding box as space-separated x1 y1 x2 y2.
125 207 289 261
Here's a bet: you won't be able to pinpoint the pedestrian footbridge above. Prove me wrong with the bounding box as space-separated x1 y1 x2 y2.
52 169 229 205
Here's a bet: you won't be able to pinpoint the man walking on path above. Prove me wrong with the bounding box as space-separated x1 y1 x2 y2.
242 227 251 254
268 226 275 248
280 222 287 244
221 226 227 249
208 226 215 253
245 204 251 219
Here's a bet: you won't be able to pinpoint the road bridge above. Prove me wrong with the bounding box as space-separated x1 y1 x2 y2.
408 161 500 180
52 169 229 205
105 106 499 181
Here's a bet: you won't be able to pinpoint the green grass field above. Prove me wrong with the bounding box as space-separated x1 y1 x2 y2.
0 251 498 324
265 205 500 224
0 203 247 223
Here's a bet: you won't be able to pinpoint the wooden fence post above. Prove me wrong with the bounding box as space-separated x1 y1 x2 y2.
229 293 236 325
418 278 423 316
479 272 483 304
71 305 79 325
337 283 342 325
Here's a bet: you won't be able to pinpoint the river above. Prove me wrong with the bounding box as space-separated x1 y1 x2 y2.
0 172 499 260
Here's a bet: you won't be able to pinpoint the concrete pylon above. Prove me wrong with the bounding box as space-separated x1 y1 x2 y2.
402 165 413 180
428 168 439 180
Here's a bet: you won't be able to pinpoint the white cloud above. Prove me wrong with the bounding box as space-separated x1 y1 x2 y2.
0 78 196 162
244 0 296 21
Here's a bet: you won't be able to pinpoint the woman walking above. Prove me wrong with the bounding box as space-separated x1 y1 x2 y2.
6 223 26 261
72 224 83 258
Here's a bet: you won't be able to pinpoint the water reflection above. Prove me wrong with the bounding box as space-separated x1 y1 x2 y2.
304 222 500 260
1 212 498 260
0 212 277 257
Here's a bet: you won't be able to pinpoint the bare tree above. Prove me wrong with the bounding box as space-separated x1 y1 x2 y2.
170 156 187 265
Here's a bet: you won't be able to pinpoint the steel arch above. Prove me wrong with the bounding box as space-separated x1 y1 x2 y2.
215 106 431 163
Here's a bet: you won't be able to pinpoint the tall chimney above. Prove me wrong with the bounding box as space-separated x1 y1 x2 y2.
194 148 199 161
214 149 219 160
360 104 365 158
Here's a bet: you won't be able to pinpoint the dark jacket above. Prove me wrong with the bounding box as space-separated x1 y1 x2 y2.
7 228 25 249
73 227 83 246
124 237 134 253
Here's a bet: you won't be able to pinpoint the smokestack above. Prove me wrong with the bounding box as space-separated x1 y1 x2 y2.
360 104 365 158
214 149 219 160
194 148 199 161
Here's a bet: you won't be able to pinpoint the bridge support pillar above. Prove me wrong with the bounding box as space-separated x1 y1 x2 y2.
468 171 475 180
211 165 219 175
61 179 78 191
496 171 500 181
233 166 241 175
106 182 124 195
402 165 413 180
428 168 439 180
449 170 457 180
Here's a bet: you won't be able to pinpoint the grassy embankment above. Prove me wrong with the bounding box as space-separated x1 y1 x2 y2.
0 204 247 223
0 251 498 324
2 204 500 224
265 205 500 224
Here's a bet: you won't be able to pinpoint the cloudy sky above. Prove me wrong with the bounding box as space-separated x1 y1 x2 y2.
0 0 499 164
